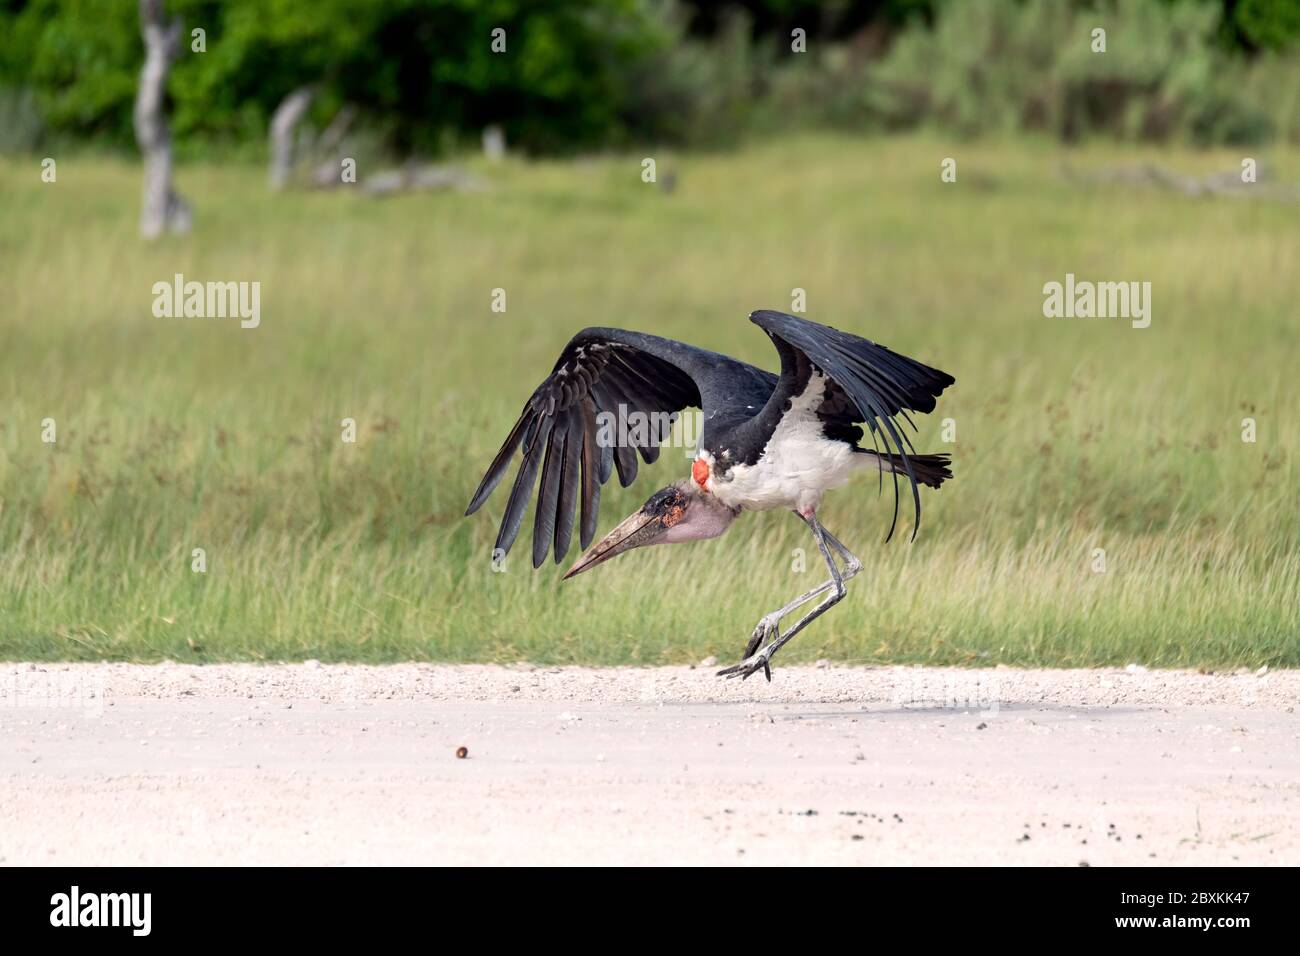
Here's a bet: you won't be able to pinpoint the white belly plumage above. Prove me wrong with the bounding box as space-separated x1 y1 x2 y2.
699 373 866 515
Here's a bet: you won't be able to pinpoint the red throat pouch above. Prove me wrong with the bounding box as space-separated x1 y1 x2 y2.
692 458 710 490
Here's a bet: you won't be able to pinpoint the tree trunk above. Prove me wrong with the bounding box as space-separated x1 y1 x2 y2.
482 125 506 162
134 0 190 238
269 86 316 190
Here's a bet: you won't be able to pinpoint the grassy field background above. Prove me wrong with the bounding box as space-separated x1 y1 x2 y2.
1 134 1297 667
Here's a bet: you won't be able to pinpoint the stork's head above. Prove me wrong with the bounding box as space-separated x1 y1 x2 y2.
562 479 738 580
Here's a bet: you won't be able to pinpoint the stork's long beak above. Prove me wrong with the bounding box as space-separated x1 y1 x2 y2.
563 508 661 580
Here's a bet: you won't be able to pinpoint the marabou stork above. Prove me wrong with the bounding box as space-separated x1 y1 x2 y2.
466 310 955 680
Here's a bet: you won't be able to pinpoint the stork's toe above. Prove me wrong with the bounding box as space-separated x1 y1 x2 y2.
716 648 774 681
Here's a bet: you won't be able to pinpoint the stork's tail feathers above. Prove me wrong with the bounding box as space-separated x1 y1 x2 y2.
863 450 952 489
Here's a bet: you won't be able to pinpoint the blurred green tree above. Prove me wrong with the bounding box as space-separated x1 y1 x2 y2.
0 0 667 154
2 0 1298 153
1225 0 1300 51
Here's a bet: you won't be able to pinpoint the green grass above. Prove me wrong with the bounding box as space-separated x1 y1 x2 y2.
1 134 1297 666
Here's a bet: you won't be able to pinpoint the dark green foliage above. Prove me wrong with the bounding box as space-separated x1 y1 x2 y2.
1 0 1298 154
0 0 667 154
1226 0 1300 52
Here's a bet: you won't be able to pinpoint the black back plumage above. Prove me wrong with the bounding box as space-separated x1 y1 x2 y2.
741 310 956 540
466 312 955 564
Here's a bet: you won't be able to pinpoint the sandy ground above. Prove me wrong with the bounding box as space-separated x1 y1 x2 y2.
1 661 1297 866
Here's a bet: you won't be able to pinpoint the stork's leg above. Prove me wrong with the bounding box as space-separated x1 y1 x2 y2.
718 513 861 681
736 524 855 658
737 515 862 659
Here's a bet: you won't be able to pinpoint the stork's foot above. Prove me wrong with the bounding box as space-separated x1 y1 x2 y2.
718 614 780 681
742 613 780 660
716 646 774 682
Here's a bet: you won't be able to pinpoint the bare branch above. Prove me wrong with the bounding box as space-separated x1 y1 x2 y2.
269 85 317 190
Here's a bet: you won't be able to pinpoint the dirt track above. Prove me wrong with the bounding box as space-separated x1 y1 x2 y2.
1 662 1296 865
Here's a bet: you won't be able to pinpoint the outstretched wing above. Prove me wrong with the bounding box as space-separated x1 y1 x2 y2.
746 310 955 541
465 327 764 568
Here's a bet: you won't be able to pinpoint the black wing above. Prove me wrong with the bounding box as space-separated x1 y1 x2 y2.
465 327 766 568
745 310 955 541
